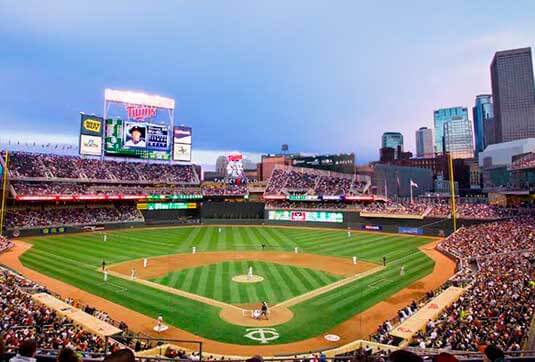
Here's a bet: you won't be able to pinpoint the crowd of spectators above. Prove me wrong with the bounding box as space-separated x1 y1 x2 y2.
5 205 144 229
0 268 106 356
511 152 535 171
8 152 199 184
439 217 535 259
361 201 429 216
11 181 202 198
0 235 14 252
201 181 248 196
361 200 517 219
264 167 370 196
412 253 533 351
371 217 535 354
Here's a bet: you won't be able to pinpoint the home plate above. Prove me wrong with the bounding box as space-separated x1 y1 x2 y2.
153 325 169 332
324 334 340 342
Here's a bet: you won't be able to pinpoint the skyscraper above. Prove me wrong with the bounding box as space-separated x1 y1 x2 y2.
490 47 535 144
381 132 403 158
472 95 493 153
415 127 434 158
444 118 474 159
433 107 469 154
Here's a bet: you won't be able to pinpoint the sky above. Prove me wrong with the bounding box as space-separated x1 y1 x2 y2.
1 0 534 166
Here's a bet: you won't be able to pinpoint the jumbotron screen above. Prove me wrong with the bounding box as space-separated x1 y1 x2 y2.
268 210 344 223
104 119 171 160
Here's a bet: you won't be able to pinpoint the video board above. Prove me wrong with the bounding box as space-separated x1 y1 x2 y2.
268 210 343 223
104 119 171 160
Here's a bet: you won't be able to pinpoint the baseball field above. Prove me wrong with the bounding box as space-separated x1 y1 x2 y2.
3 225 453 353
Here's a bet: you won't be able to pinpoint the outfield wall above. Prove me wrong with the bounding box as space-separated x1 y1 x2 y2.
263 210 495 237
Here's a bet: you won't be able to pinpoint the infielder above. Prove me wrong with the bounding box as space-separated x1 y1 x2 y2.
131 268 136 281
192 246 196 254
294 246 299 254
352 256 357 265
143 258 148 268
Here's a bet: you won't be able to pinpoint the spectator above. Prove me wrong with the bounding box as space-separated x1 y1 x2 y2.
56 348 79 362
9 340 36 362
103 349 135 362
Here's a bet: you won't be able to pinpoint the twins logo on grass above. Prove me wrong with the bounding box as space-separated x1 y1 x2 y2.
244 328 279 344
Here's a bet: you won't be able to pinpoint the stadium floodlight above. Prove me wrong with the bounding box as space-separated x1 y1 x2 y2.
104 89 175 109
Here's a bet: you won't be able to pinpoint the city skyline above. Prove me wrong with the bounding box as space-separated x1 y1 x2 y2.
1 1 535 165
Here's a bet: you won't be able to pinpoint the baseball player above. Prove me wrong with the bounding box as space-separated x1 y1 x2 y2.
131 268 136 281
143 258 148 268
103 268 108 282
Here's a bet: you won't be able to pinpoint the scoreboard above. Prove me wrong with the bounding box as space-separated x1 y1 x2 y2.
104 119 171 160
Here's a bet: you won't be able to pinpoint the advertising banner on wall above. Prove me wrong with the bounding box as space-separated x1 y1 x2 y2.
362 225 383 231
398 226 424 235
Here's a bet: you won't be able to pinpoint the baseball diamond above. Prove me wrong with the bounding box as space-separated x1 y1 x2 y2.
12 225 439 347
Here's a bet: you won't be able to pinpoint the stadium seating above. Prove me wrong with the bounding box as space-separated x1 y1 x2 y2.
264 166 370 197
201 181 248 196
8 152 199 183
371 217 535 352
5 205 144 230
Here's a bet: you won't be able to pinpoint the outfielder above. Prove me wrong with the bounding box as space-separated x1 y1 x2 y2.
400 265 406 276
103 269 108 282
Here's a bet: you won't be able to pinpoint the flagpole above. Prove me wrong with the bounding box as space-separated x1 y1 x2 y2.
448 153 457 232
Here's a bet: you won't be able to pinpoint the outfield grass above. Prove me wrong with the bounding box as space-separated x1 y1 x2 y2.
20 226 435 345
152 260 342 304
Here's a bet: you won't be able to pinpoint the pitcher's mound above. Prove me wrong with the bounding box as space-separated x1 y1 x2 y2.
232 275 264 283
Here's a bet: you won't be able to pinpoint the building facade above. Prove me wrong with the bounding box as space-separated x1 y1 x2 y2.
381 132 403 158
490 47 535 144
433 107 469 154
472 94 493 153
415 127 434 158
443 118 474 159
373 164 433 198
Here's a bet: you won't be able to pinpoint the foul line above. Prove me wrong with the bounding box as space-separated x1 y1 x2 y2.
102 265 384 313
273 265 384 309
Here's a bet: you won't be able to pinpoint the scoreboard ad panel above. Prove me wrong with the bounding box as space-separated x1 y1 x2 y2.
173 126 192 162
268 210 344 223
104 119 171 160
79 114 103 156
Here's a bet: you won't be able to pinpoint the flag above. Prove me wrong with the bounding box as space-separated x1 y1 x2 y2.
410 179 419 188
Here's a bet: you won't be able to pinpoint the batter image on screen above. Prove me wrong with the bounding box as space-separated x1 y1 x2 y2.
125 124 146 148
